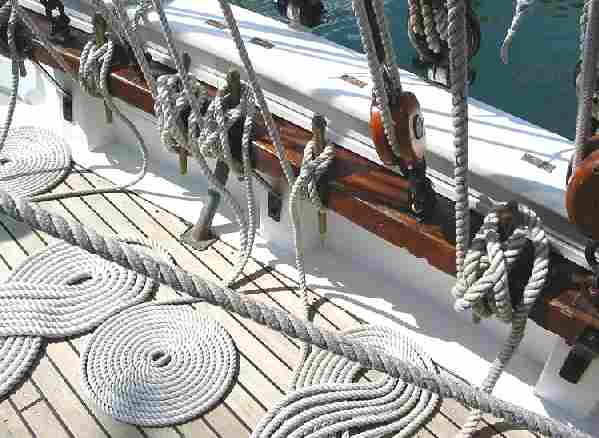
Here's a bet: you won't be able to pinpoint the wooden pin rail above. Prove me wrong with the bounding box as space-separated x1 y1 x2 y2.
13 8 599 344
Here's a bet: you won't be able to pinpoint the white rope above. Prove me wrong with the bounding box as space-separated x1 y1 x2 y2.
0 236 172 400
253 326 440 438
0 126 71 198
451 203 549 437
500 0 535 64
352 0 401 166
0 191 589 438
81 298 238 426
288 136 335 389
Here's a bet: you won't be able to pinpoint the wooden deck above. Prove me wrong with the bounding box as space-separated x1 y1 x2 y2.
0 165 539 438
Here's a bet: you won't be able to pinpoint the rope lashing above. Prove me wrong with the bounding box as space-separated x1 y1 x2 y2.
500 0 535 64
255 326 440 438
81 298 238 426
155 71 208 155
0 126 71 198
0 236 172 400
0 192 590 438
451 202 549 438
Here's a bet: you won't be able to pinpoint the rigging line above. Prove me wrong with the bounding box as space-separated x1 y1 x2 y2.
0 190 591 438
352 0 401 165
32 59 71 97
574 0 599 167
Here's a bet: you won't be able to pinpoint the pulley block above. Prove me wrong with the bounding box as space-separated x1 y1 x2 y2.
369 91 426 167
566 136 599 240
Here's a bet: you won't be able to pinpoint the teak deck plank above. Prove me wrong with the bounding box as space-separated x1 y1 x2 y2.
0 167 537 437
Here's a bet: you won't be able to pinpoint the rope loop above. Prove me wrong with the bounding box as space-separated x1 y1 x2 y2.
192 82 254 170
155 71 208 154
292 139 335 211
451 202 545 323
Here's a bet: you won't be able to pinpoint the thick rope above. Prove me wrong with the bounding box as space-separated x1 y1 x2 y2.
371 0 401 93
451 203 549 437
81 298 238 426
352 0 401 166
254 326 440 438
574 0 599 168
0 126 71 198
0 191 590 438
0 0 26 151
447 0 470 277
0 236 171 399
500 0 535 64
3 2 152 201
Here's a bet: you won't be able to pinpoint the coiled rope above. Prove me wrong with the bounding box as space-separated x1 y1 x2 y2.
0 191 589 438
0 236 171 400
0 126 71 198
255 326 440 438
407 0 479 69
81 298 239 426
0 1 150 201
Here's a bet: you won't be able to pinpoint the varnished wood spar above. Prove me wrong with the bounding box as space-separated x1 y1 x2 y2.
18 8 599 342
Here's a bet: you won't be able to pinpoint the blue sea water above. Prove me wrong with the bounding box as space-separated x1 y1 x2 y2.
231 0 584 141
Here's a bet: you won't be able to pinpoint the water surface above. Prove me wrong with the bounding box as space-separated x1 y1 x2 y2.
231 0 584 140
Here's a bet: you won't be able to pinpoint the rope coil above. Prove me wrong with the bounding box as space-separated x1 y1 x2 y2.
81 298 239 426
255 326 440 438
0 236 172 400
0 126 71 198
0 192 589 438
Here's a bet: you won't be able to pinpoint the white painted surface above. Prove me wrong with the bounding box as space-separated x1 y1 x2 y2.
18 0 588 268
535 337 599 419
2 58 598 434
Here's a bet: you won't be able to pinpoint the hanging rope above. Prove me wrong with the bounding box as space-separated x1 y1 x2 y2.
0 191 590 438
573 0 599 169
500 0 535 64
407 0 480 69
0 0 30 150
451 202 549 437
352 0 401 167
287 128 335 390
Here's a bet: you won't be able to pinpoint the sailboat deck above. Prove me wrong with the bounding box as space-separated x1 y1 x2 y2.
0 166 539 438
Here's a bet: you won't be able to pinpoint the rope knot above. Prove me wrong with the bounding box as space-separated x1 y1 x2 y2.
191 83 253 169
155 71 207 154
292 140 335 210
0 0 32 72
451 202 546 324
79 38 115 99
